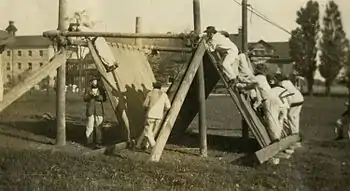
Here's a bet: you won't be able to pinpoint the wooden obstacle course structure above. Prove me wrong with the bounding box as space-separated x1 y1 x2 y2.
7 0 298 164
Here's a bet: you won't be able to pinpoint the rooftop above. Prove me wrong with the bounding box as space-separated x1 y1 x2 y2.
6 35 52 49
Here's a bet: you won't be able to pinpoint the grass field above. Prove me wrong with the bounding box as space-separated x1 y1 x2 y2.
0 91 349 190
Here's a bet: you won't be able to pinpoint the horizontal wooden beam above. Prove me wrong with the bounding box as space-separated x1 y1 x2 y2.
82 141 130 156
0 53 66 113
144 46 193 53
254 135 300 164
68 40 193 53
43 30 191 39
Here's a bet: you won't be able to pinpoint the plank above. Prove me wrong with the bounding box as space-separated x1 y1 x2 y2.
207 51 271 147
0 53 66 113
149 40 206 162
87 41 131 141
254 134 300 164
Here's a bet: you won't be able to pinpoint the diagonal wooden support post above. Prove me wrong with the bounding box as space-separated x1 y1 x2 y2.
149 40 206 162
0 53 66 113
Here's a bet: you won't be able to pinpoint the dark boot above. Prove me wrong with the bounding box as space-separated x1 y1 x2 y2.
94 126 103 147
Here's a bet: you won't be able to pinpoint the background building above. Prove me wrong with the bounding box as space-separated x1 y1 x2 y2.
1 21 55 89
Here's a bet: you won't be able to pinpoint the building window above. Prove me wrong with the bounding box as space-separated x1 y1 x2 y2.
28 50 32 56
17 62 22 70
7 75 11 82
6 63 10 71
18 74 22 81
7 51 11 56
18 51 22 56
28 63 32 70
39 62 43 67
39 50 44 56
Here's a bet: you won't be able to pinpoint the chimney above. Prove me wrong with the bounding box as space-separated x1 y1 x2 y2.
5 21 18 36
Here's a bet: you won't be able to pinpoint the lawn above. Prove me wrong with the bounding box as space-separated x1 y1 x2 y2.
0 91 349 190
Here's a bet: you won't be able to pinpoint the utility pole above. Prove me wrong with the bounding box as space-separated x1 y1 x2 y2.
135 17 142 47
193 0 207 157
56 0 68 146
242 0 249 139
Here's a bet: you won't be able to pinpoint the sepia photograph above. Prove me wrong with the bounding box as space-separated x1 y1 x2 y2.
0 0 349 190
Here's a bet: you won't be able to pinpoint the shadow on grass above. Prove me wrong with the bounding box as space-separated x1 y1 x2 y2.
168 132 260 154
0 118 122 147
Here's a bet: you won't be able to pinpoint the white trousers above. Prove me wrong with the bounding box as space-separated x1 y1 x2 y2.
143 118 162 147
263 100 283 140
86 115 103 138
222 52 239 80
287 105 302 134
94 37 117 67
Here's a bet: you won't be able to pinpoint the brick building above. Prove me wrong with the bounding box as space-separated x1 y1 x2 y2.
1 21 55 88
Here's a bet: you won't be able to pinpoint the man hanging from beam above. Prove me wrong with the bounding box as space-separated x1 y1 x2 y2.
68 22 119 73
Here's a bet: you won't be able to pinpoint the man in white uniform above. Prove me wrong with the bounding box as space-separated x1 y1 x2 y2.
275 74 304 148
204 26 240 85
140 81 171 149
275 74 304 136
267 74 294 131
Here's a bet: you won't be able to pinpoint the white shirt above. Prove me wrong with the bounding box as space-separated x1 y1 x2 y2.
208 33 239 55
280 80 304 104
254 75 282 106
143 89 171 119
271 86 292 109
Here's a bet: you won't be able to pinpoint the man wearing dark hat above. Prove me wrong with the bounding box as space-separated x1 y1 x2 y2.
139 81 171 149
83 75 107 147
204 26 240 85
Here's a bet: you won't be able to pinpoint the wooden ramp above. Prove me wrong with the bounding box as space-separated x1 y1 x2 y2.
0 52 66 113
149 47 299 163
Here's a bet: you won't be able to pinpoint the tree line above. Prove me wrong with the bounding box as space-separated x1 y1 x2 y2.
289 0 349 96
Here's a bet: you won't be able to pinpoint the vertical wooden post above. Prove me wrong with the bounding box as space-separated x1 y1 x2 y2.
135 17 142 47
241 0 250 139
194 0 207 157
0 50 3 102
56 0 68 146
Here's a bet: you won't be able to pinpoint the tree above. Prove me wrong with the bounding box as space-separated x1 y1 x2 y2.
289 0 320 95
319 0 349 96
289 28 305 74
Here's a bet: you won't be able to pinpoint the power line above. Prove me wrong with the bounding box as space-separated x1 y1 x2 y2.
231 0 291 35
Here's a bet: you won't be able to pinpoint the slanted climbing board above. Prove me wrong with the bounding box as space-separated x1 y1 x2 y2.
88 41 156 141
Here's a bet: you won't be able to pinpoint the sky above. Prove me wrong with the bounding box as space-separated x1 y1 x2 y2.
0 0 349 42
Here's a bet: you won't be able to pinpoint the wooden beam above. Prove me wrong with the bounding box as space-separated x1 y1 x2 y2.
149 40 206 162
56 0 68 146
193 0 207 158
254 135 300 164
0 52 3 102
0 53 66 113
83 141 130 156
67 40 194 53
43 30 191 39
